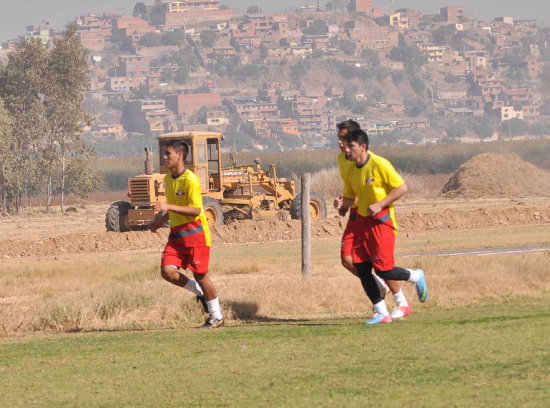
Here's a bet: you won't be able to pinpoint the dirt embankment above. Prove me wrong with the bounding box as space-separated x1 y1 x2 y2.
1 205 548 259
443 153 550 198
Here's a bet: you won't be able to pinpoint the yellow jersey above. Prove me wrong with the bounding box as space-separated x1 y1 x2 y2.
343 151 404 232
164 169 211 246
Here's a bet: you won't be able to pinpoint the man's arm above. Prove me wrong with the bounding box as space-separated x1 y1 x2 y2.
367 183 408 216
338 197 356 217
151 201 201 217
149 210 170 233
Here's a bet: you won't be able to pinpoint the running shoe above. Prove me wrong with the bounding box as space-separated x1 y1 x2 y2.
414 269 428 302
200 317 225 329
391 304 412 319
365 314 392 325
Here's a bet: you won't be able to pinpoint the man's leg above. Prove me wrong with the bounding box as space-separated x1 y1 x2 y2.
368 220 427 306
160 265 207 312
376 267 428 303
343 217 389 296
194 273 224 328
356 262 391 325
161 265 201 293
341 254 358 276
189 246 223 328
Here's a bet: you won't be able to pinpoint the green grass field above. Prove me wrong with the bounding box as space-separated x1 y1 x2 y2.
1 298 549 408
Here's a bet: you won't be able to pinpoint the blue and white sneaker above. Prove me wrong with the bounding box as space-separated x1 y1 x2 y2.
414 269 428 302
365 314 392 325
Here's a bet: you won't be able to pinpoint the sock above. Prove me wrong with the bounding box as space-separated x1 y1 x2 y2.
373 300 389 316
184 279 204 296
207 298 223 320
407 269 421 283
393 289 408 308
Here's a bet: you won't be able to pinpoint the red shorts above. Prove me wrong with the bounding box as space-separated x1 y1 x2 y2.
353 208 396 272
341 208 363 263
161 244 210 274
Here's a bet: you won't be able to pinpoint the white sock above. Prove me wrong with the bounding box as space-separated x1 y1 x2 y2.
393 289 408 308
407 269 421 283
184 279 204 296
207 298 223 320
373 300 389 316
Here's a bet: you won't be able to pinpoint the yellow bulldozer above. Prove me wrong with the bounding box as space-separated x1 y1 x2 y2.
105 131 327 232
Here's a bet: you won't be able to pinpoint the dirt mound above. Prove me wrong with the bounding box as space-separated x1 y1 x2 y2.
1 205 549 259
442 153 550 198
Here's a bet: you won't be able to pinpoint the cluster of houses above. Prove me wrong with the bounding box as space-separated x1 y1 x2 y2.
2 0 550 148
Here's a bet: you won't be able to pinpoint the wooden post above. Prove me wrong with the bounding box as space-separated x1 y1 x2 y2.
301 173 311 281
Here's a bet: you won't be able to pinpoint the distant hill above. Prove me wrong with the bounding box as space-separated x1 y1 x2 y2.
2 0 549 43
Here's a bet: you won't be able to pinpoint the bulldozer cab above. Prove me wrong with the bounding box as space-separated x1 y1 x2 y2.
158 131 222 194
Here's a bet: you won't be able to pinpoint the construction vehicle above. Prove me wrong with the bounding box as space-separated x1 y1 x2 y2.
105 131 327 232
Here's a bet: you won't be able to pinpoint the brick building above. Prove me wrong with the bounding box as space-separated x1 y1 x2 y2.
165 92 222 116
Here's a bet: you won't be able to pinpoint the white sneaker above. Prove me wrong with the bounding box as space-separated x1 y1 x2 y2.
390 304 412 319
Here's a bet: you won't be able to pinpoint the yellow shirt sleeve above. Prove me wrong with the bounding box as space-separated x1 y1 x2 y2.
343 168 356 200
377 156 405 190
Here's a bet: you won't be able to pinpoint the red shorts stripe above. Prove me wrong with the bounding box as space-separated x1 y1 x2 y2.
168 220 207 247
161 244 210 274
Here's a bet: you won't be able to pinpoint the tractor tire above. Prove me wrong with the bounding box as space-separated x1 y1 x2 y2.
105 201 132 232
203 196 224 226
290 191 327 221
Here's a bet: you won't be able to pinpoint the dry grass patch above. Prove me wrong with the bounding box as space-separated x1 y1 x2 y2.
309 166 437 201
1 236 549 337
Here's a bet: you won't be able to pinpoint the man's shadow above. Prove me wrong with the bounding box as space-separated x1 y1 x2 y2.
225 301 335 326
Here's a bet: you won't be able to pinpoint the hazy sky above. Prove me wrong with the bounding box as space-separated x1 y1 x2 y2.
2 0 549 43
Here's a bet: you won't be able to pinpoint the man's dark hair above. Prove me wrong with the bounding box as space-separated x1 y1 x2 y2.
166 140 189 159
345 129 369 149
337 119 361 133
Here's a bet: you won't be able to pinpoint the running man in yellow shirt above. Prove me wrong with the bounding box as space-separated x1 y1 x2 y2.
334 120 389 297
338 129 428 325
150 140 224 329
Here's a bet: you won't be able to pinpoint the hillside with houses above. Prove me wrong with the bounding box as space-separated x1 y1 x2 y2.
3 0 550 154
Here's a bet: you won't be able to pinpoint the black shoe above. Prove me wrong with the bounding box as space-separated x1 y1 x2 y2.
196 295 208 313
200 317 224 329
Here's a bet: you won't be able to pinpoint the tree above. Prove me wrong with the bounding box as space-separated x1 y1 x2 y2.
133 2 149 20
404 95 427 117
471 117 495 140
501 118 528 137
0 38 48 213
0 98 16 212
342 90 357 109
361 48 380 66
445 119 468 139
174 65 189 84
200 30 217 47
303 20 328 36
291 60 309 85
339 40 357 55
391 70 404 86
389 45 427 73
410 76 425 96
246 5 261 14
539 63 550 83
279 133 303 150
43 24 99 211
